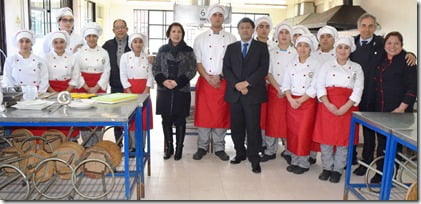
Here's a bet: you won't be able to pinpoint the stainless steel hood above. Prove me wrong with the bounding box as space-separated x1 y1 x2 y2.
299 0 367 31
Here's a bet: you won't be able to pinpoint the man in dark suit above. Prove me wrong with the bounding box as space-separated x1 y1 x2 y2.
222 17 269 173
102 19 131 146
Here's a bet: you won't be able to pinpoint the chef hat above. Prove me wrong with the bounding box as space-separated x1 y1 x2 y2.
14 30 35 47
317 25 338 42
334 36 356 53
44 30 70 53
273 22 292 42
206 4 228 21
129 33 148 52
292 25 310 36
254 16 273 33
82 22 102 38
55 7 73 22
295 33 319 51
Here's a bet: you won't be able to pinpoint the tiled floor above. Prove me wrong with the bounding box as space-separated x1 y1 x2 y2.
99 91 368 200
101 90 414 200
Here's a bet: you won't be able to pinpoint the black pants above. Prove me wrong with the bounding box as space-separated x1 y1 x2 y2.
361 126 376 163
230 102 262 163
375 133 403 173
161 114 186 127
112 86 124 144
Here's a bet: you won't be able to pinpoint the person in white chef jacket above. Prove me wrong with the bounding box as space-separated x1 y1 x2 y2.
262 22 296 163
43 30 81 138
313 36 364 183
314 25 339 65
44 30 80 93
2 30 49 95
2 30 49 136
281 34 320 175
74 22 110 94
119 33 154 151
43 7 84 55
253 16 275 156
73 22 110 147
305 25 340 165
291 25 311 45
192 4 236 161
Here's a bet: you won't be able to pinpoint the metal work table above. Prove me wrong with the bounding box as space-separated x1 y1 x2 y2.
0 94 151 200
344 112 417 200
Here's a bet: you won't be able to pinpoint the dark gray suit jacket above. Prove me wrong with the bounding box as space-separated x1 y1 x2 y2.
222 39 269 104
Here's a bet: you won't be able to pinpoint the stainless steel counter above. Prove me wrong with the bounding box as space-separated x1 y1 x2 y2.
0 94 149 122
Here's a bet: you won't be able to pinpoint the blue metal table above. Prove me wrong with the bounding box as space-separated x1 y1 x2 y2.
0 94 151 200
344 112 417 200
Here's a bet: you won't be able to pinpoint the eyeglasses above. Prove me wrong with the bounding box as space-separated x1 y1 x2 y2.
113 26 127 31
60 18 74 23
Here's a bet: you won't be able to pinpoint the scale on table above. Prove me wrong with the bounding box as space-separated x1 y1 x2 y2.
2 86 23 108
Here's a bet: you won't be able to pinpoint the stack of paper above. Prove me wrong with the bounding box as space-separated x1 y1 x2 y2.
12 100 55 110
91 93 138 104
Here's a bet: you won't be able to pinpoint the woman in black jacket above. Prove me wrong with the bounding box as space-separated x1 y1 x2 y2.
152 22 197 160
369 31 417 183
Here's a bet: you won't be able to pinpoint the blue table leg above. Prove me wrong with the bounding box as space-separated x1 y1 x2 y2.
380 135 397 200
135 104 145 198
343 117 357 200
123 123 130 200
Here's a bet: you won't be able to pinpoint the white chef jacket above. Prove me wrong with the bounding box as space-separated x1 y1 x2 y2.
266 39 278 52
313 49 336 65
68 32 84 53
2 53 49 93
282 56 320 98
45 50 80 87
119 51 154 89
269 46 297 86
193 29 236 75
316 59 364 106
73 45 110 90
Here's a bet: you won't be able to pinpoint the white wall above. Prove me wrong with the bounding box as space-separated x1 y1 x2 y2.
360 0 418 55
4 0 29 55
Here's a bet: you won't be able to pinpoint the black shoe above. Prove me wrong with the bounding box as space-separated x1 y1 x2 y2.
309 157 316 165
281 151 292 165
215 151 229 161
193 148 207 160
318 170 332 181
370 174 382 183
286 165 298 172
329 171 342 183
353 165 367 176
292 166 309 174
251 162 261 173
260 154 276 162
230 156 246 164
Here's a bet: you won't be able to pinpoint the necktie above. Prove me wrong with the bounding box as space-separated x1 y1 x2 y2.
242 43 249 58
361 40 368 46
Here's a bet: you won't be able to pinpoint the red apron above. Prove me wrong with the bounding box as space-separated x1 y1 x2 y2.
49 79 70 92
125 79 153 131
286 95 317 156
313 87 359 146
75 72 105 93
265 85 287 138
194 76 230 128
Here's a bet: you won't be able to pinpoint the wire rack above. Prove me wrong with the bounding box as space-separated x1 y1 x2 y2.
0 157 138 200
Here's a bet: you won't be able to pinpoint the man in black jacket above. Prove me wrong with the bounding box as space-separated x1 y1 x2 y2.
223 17 269 174
351 13 416 176
103 19 130 146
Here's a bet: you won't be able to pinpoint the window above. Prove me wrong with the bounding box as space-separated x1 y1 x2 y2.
133 10 268 55
134 10 173 55
28 0 72 37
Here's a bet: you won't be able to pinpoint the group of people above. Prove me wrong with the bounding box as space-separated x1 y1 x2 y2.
1 4 417 183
